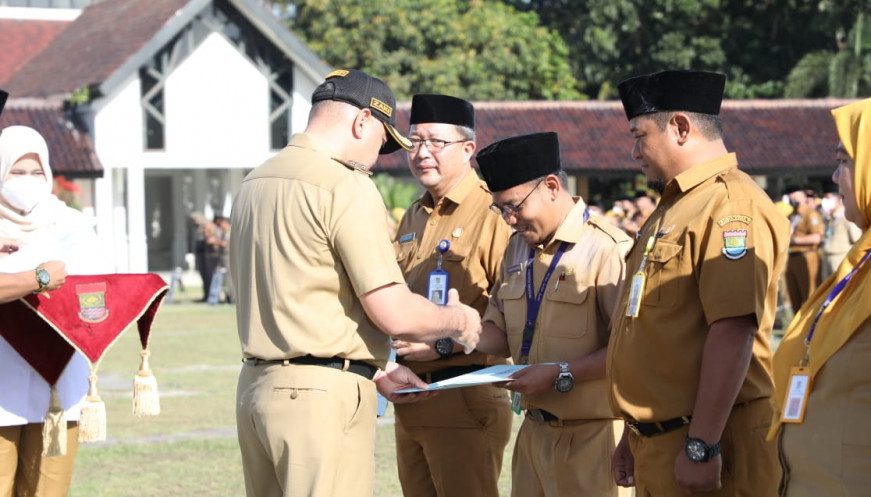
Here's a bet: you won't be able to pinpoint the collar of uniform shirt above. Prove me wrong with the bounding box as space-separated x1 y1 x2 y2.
420 168 479 210
535 197 589 249
673 152 738 193
288 132 335 157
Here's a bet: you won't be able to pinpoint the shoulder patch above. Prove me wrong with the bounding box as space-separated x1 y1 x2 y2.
722 229 748 260
717 215 752 227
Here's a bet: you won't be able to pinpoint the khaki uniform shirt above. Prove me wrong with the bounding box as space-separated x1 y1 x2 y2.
789 205 824 253
483 200 632 420
394 171 511 374
230 133 404 369
608 153 790 422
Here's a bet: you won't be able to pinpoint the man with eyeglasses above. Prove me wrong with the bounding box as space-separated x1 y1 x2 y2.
474 132 631 497
230 72 484 497
391 94 512 497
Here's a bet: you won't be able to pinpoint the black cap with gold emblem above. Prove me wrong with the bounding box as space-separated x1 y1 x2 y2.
311 69 412 154
476 132 561 193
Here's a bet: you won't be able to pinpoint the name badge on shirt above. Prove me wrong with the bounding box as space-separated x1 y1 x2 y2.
780 367 813 424
427 240 451 305
399 232 416 244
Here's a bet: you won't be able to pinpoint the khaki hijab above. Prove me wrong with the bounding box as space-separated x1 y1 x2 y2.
769 98 871 438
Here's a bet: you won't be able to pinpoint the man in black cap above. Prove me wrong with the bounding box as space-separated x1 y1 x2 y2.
474 132 631 497
784 185 824 312
390 94 512 497
607 70 789 496
230 70 484 497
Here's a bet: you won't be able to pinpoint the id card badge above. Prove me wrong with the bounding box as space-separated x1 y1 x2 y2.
780 367 813 423
427 240 451 305
625 272 646 318
427 270 449 304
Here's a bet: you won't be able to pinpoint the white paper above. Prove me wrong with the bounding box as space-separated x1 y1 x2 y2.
394 364 530 394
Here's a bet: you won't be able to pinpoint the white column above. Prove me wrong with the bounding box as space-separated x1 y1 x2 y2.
126 164 148 272
93 172 114 264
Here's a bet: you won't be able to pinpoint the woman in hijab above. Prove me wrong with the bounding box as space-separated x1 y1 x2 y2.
770 98 871 496
0 125 104 496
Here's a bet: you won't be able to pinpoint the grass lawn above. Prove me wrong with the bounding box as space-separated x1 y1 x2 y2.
69 292 522 496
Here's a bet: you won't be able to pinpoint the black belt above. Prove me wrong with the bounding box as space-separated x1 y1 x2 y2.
526 408 559 422
626 415 691 437
421 365 486 383
242 355 378 380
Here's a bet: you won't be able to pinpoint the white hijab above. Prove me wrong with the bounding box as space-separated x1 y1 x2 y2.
0 125 72 242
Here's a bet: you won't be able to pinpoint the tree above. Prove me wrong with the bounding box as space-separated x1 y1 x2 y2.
507 0 854 99
283 0 582 100
785 4 871 98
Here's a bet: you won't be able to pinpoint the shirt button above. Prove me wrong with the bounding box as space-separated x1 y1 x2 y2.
430 220 437 226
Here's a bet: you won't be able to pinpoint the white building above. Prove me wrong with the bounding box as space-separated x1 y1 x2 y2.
0 0 330 271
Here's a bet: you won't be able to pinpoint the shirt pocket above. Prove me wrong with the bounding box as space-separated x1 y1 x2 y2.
394 240 415 263
644 239 683 307
498 273 526 339
443 241 473 288
543 272 591 338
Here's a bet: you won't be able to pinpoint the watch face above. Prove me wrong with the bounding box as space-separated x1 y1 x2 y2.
685 439 708 462
555 375 574 393
435 338 453 357
36 269 50 286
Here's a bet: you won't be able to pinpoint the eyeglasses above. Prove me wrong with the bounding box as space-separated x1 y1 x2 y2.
409 138 466 152
490 179 544 218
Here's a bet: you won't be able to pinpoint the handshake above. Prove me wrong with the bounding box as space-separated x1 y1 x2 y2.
444 288 482 354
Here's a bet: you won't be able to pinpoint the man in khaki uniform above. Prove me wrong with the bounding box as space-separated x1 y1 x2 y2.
608 70 790 496
785 187 824 312
474 132 631 497
390 94 512 497
230 69 483 497
820 190 862 277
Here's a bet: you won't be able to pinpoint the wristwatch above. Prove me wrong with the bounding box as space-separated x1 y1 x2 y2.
685 436 721 463
34 265 50 293
435 338 454 359
553 362 574 393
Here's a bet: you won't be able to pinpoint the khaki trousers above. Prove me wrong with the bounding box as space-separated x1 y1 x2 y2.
0 422 79 497
236 362 377 497
785 252 820 313
628 398 780 497
394 385 511 497
511 417 616 497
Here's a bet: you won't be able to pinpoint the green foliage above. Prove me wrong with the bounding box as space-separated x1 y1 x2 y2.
509 0 869 99
286 0 582 100
785 8 871 98
372 173 421 211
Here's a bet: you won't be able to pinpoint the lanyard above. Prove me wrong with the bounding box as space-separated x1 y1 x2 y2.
517 210 588 362
519 242 569 362
801 248 871 365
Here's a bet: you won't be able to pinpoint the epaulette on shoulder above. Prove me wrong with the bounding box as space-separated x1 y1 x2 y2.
718 168 762 201
332 157 373 176
587 215 631 244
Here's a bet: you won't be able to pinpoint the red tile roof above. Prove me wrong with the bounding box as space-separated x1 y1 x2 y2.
0 19 71 86
4 0 190 97
374 99 850 175
0 98 102 178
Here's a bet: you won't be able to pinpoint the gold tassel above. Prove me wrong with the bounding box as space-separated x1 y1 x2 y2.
41 386 67 457
78 372 106 442
133 349 160 417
